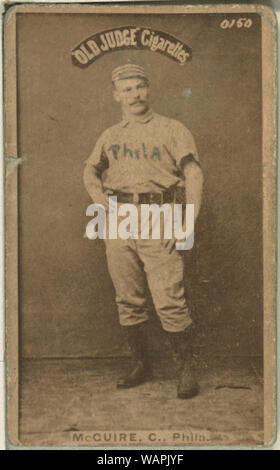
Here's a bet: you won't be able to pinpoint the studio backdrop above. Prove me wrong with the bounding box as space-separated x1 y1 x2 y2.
16 12 262 358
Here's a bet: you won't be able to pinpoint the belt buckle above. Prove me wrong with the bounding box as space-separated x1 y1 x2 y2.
154 192 163 205
150 192 162 205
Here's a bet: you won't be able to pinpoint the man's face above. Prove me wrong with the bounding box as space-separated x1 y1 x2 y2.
113 77 149 116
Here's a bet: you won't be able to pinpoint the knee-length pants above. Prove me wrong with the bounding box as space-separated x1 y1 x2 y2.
104 225 192 333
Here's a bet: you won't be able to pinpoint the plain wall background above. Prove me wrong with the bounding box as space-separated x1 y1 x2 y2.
16 12 263 358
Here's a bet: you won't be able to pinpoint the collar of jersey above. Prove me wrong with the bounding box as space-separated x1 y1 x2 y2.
121 109 154 127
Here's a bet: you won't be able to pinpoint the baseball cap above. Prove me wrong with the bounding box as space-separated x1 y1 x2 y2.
112 64 148 82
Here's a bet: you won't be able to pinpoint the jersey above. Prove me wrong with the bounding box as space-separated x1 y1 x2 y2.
85 110 199 194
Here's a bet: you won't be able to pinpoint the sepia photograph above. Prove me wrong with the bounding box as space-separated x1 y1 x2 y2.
4 3 277 448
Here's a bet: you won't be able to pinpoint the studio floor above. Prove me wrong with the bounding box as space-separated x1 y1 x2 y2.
19 356 264 447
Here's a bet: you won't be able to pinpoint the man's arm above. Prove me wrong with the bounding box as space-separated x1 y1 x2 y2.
183 160 203 223
83 163 109 210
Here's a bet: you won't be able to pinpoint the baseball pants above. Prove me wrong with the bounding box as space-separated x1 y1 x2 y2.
104 205 192 332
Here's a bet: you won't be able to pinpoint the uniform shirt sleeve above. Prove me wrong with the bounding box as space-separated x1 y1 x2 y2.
85 132 109 176
170 121 199 169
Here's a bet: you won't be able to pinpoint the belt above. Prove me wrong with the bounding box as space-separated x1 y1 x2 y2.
110 187 185 204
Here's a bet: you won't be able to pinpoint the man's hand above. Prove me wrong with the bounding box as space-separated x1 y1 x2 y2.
162 162 203 253
162 218 194 253
84 163 111 212
94 193 110 212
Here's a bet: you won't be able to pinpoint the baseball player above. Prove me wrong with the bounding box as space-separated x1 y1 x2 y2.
83 64 203 398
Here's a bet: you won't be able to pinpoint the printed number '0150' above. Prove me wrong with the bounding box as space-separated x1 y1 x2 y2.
220 18 253 29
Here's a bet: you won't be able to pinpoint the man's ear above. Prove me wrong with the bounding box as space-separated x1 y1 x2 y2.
113 88 120 103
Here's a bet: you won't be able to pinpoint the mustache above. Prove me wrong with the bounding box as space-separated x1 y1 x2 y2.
130 100 145 105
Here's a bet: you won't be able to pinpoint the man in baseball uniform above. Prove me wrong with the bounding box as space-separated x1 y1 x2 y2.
84 64 203 398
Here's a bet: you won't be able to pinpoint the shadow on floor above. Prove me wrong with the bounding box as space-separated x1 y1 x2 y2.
19 356 263 447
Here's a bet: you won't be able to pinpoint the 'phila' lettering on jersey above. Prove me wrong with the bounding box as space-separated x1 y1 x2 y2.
86 112 199 194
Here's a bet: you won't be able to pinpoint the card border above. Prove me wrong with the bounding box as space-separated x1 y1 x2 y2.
3 2 277 448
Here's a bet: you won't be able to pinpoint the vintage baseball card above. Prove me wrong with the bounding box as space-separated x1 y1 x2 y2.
3 2 277 449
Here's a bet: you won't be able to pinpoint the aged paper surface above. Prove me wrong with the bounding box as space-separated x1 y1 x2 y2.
4 3 277 448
